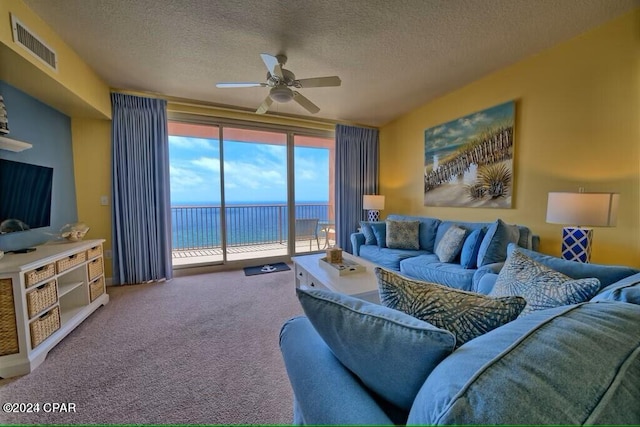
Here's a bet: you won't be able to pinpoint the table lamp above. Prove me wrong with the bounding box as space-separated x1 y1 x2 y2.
546 191 619 263
363 195 385 222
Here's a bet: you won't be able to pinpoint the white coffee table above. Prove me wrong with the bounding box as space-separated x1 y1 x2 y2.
292 252 380 303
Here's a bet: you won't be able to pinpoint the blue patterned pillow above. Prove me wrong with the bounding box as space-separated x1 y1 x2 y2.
489 249 601 316
435 225 467 262
370 222 387 247
296 288 455 411
359 221 381 245
386 220 420 250
460 228 485 269
375 268 526 347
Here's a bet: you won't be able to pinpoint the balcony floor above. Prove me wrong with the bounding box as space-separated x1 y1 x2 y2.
172 238 334 267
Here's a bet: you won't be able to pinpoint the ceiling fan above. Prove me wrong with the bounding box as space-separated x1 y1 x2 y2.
216 53 341 115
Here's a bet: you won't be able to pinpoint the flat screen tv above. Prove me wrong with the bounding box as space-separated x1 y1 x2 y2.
0 159 54 233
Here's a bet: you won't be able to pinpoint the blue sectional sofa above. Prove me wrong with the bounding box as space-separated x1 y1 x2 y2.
351 214 539 291
280 248 640 425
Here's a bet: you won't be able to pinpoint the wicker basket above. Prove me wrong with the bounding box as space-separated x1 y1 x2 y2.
86 245 102 259
88 258 103 281
56 252 86 273
0 278 19 356
89 276 105 302
26 280 58 319
30 306 60 349
25 263 56 288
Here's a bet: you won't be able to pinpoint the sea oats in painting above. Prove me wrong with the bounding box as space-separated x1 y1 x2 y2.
424 101 515 208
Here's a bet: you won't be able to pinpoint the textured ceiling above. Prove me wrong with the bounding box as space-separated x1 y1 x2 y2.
22 0 640 126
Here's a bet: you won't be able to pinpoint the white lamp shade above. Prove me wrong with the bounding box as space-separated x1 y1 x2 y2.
546 192 619 227
363 195 385 210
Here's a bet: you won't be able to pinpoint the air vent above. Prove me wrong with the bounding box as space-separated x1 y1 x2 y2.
10 14 57 72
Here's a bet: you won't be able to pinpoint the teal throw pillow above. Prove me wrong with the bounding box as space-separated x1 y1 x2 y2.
460 228 485 269
296 288 455 411
375 268 526 347
359 221 381 245
386 220 420 250
476 219 520 267
489 248 601 316
435 225 467 262
370 222 387 247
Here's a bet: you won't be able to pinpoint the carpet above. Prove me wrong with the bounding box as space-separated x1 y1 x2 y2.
0 267 302 425
243 262 291 276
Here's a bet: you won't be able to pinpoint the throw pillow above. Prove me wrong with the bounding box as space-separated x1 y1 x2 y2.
375 267 526 348
370 222 387 247
435 225 467 262
476 219 520 267
296 288 455 411
386 220 420 250
359 221 381 245
460 228 485 269
489 249 601 316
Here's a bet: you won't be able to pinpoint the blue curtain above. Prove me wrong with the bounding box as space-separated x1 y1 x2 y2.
335 124 379 253
111 93 172 285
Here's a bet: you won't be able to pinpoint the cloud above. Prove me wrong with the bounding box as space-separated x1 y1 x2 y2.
169 164 206 188
192 157 221 172
458 112 489 128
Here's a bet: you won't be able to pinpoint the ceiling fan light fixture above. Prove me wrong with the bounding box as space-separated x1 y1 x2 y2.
269 86 293 102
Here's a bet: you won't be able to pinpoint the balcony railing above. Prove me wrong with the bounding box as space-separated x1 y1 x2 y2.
171 203 331 252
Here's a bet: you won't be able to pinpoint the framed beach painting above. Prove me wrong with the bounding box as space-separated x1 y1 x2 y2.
424 101 515 208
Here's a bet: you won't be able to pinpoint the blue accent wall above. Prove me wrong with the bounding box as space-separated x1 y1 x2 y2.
0 81 78 251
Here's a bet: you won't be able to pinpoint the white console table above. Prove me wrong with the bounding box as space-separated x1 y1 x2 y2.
0 239 108 378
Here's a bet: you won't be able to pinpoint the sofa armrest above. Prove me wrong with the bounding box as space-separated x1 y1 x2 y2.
280 316 396 425
351 232 366 256
472 262 504 294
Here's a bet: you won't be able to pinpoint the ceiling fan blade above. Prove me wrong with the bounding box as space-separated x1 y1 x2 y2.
260 53 283 79
292 91 320 114
296 76 341 88
256 96 273 114
216 82 266 88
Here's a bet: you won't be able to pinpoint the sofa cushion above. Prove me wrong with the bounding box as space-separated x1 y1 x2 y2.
435 225 467 262
360 245 429 271
400 255 476 291
460 228 485 269
489 249 600 316
295 288 455 411
408 302 640 425
375 268 526 347
359 221 382 245
506 244 639 291
387 214 441 251
591 272 640 305
476 219 520 267
386 219 420 250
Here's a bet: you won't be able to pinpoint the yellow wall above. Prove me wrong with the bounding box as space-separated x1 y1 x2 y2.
380 9 640 266
71 118 113 276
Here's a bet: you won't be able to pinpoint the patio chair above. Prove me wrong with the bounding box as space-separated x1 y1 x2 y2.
295 218 320 250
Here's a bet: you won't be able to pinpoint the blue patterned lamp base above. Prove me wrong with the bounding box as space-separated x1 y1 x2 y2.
561 227 593 263
367 210 380 222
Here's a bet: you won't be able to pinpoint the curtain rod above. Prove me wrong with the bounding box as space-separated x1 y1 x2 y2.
109 88 377 130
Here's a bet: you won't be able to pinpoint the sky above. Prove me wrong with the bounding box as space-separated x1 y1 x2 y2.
424 100 515 168
168 136 330 205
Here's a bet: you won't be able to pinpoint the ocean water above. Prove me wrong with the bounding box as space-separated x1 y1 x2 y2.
171 201 329 250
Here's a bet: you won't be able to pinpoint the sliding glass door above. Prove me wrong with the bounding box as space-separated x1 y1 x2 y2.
168 122 224 267
168 118 334 267
222 127 288 261
293 135 335 254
